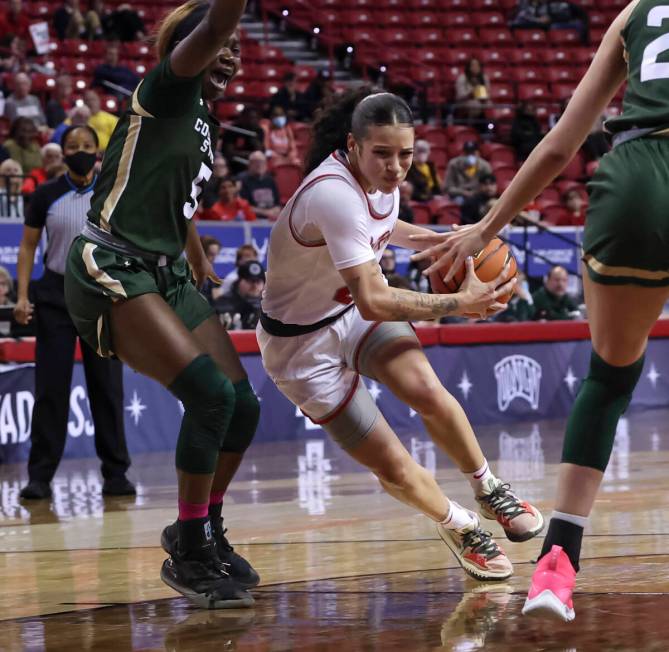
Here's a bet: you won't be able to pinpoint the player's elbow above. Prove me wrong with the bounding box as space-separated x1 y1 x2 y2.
355 297 379 322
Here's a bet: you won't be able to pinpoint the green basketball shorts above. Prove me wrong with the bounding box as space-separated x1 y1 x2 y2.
583 137 669 287
65 236 215 357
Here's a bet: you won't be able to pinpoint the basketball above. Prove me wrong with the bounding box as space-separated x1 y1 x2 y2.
429 237 518 309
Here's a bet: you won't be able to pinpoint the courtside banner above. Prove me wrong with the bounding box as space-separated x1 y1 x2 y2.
0 337 667 463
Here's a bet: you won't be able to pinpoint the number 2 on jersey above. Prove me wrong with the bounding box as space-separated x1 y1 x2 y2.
641 6 669 82
183 162 212 220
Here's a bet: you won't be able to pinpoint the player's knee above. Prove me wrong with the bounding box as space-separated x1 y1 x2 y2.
589 349 644 395
220 379 260 453
405 373 446 417
170 355 236 473
375 457 413 490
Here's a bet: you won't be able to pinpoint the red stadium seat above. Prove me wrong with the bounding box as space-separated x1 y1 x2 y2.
517 83 550 101
493 166 517 190
478 28 514 45
442 12 472 28
413 27 444 43
552 83 578 101
489 148 516 168
537 187 561 205
489 83 515 103
510 66 544 83
273 164 303 203
541 205 569 225
513 29 546 45
435 206 461 226
470 12 506 27
410 202 432 225
548 29 581 45
545 66 579 83
559 151 586 181
420 127 448 149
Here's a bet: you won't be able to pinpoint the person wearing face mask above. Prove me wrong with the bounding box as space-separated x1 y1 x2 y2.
214 259 264 330
14 124 134 502
405 139 440 202
262 106 299 167
443 141 492 205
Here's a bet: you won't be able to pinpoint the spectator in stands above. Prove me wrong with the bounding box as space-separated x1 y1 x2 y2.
238 150 281 219
460 173 499 225
495 271 533 322
222 107 265 174
22 142 64 193
0 158 24 218
51 103 92 146
0 35 29 73
220 244 259 294
270 72 302 121
45 75 74 129
398 180 414 224
199 235 223 305
511 0 551 29
214 260 265 330
0 0 32 40
92 41 139 98
0 265 14 305
84 89 118 151
407 258 431 294
301 71 332 121
455 57 491 128
4 117 42 174
53 0 87 40
16 124 133 500
511 101 544 161
4 73 47 128
106 3 145 42
380 248 396 278
406 139 440 202
199 176 257 221
552 188 586 226
443 141 492 205
85 0 110 39
532 265 581 320
263 106 299 167
201 153 230 209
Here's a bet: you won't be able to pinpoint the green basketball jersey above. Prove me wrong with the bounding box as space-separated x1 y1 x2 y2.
607 0 669 134
88 57 220 258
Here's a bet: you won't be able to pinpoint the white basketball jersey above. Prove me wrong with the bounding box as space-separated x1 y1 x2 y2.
261 151 398 325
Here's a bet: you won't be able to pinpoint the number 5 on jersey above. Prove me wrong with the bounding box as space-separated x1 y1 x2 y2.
183 162 212 220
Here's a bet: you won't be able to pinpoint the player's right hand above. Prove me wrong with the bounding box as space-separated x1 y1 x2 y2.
457 257 516 319
14 298 34 325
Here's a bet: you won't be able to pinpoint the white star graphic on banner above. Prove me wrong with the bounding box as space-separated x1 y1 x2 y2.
124 390 147 426
647 363 661 388
409 407 417 418
457 371 473 400
564 367 578 393
366 380 382 402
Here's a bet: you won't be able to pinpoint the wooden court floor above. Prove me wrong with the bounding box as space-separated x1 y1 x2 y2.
1 409 668 651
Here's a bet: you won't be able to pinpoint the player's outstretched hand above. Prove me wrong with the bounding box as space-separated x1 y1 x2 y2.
457 257 516 319
409 223 491 283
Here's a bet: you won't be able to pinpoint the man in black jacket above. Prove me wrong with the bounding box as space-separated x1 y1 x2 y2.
214 260 265 330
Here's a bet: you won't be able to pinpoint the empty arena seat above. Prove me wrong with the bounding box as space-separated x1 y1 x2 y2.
273 164 303 203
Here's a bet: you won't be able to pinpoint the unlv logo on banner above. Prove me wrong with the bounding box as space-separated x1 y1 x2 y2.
494 355 542 412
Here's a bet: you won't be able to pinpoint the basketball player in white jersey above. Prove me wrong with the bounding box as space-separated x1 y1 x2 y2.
258 90 544 580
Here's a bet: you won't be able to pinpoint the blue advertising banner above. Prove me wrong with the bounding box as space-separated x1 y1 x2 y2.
1 338 667 463
0 221 582 281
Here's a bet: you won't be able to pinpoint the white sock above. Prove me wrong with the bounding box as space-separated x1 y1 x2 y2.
441 500 476 531
552 510 588 529
467 459 495 494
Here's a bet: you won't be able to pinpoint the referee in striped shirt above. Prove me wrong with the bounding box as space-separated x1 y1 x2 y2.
14 125 134 500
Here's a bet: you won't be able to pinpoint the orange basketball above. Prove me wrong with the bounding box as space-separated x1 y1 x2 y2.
429 237 518 314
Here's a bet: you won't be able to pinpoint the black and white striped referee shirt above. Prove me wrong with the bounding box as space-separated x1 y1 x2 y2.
25 174 96 276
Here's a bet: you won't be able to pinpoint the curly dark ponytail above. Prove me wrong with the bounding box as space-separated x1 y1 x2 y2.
304 87 413 175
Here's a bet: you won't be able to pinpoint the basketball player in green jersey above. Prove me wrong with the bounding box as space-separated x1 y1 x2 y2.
65 0 260 608
411 0 669 621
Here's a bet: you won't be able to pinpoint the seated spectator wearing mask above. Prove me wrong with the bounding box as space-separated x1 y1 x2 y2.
461 173 499 224
0 158 25 218
238 150 281 220
4 117 42 174
220 244 258 294
511 101 544 161
532 265 581 321
4 73 47 128
406 140 440 202
199 176 257 221
84 89 118 152
455 57 491 129
398 180 414 223
263 106 300 167
215 260 265 330
201 154 230 208
443 140 492 205
22 143 64 194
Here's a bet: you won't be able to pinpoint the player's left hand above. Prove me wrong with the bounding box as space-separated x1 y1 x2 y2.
190 258 222 289
409 222 492 283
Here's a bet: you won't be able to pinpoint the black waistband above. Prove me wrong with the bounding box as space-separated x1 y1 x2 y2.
260 304 354 337
82 222 173 267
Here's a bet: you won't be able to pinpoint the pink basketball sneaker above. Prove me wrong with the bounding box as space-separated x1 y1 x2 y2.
522 545 576 622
